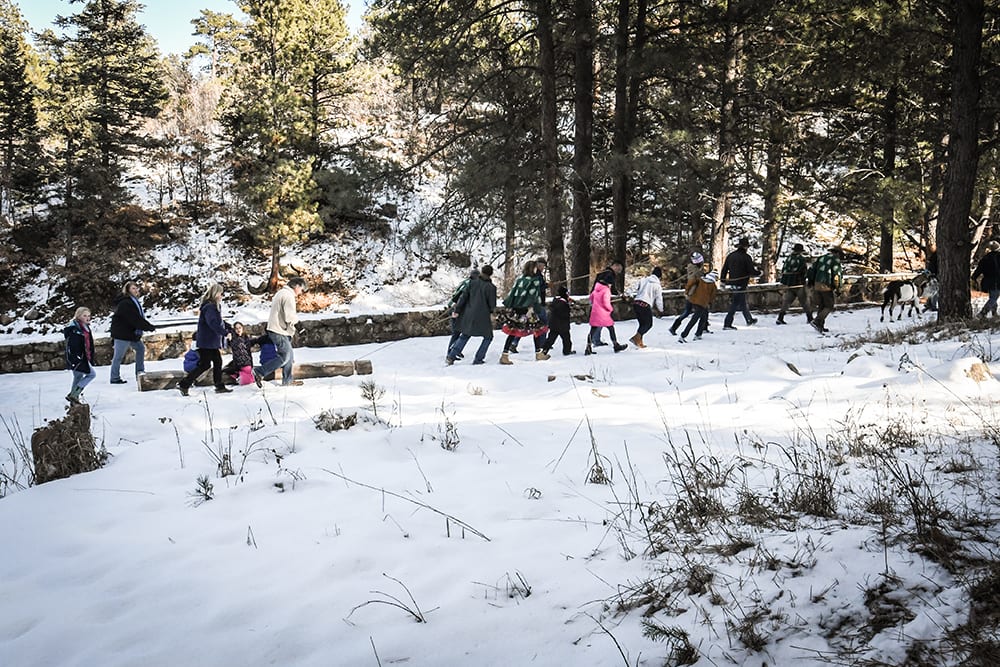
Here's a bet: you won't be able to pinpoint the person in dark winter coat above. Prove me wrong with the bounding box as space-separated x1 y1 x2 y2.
539 286 574 356
64 307 97 404
447 265 498 365
721 238 762 329
973 240 1000 318
447 268 480 357
109 281 156 384
178 283 233 396
776 243 812 324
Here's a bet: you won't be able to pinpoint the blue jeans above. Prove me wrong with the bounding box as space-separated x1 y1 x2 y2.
980 289 1000 317
723 290 754 327
448 313 462 352
448 332 493 363
71 368 96 394
256 332 294 384
110 338 146 381
671 301 693 332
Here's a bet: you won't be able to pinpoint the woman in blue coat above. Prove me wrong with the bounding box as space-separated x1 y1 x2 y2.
178 283 232 396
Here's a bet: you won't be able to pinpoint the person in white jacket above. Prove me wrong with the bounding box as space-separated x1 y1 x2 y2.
254 277 306 386
629 267 664 348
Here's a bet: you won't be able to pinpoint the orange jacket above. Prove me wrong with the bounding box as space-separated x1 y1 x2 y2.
685 276 718 308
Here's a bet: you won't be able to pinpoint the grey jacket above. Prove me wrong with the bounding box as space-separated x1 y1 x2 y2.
456 276 497 337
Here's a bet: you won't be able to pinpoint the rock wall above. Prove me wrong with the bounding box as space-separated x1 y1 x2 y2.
0 275 906 375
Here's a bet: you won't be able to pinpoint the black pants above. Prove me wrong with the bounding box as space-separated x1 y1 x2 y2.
541 328 573 354
180 348 224 390
633 303 653 335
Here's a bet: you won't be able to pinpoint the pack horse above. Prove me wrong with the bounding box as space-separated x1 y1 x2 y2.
880 273 933 322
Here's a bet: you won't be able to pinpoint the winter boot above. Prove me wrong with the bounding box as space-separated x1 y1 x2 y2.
775 315 786 325
535 350 550 361
629 334 645 348
499 352 513 365
613 343 628 353
584 344 594 356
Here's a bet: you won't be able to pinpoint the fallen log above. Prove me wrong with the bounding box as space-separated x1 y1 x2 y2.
138 360 373 391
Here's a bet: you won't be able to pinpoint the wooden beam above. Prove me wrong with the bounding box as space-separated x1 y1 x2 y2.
138 361 373 391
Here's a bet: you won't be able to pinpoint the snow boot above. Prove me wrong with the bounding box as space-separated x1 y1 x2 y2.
629 334 645 348
499 352 513 365
535 350 550 361
613 343 628 353
776 315 786 325
584 344 594 356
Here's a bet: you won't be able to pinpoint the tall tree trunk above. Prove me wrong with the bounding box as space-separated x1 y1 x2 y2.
879 85 898 272
710 0 743 270
503 181 517 290
760 111 783 282
570 0 594 296
610 0 630 293
268 237 281 294
936 0 983 321
538 0 566 292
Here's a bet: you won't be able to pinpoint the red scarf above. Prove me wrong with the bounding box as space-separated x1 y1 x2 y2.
79 322 93 362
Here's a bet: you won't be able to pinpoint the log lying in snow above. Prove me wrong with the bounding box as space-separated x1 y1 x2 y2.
137 360 373 391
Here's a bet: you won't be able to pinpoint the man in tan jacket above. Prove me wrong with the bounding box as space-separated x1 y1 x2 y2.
254 277 307 386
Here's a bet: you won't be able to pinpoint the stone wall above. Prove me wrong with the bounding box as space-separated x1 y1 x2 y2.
0 275 906 375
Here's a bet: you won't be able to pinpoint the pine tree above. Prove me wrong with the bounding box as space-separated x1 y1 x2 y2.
0 0 43 223
49 0 168 215
223 0 355 292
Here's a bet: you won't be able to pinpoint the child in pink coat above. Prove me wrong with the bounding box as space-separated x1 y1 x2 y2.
585 265 627 354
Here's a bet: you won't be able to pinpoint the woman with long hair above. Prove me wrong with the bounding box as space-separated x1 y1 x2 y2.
178 283 232 396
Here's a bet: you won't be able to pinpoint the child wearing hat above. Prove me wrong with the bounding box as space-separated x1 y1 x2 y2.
670 251 707 335
678 267 719 342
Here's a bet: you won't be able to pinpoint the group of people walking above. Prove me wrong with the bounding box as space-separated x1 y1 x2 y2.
63 277 309 404
442 240 853 367
73 233 999 401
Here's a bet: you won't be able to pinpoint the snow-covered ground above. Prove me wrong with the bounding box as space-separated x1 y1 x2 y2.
1 305 998 666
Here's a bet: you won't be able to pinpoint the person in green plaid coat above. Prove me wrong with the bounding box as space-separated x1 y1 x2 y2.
810 246 844 333
776 243 812 325
499 261 550 364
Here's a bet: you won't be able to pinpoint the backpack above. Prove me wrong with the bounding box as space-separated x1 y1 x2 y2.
805 262 818 287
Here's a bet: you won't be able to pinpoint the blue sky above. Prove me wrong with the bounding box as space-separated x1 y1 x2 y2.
16 1 365 56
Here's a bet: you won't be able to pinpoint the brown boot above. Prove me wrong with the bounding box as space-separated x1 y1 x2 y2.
499 352 513 365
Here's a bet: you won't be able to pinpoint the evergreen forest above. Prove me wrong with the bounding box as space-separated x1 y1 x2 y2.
0 0 998 325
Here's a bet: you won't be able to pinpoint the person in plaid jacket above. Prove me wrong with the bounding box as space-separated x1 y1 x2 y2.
776 243 813 325
810 246 844 333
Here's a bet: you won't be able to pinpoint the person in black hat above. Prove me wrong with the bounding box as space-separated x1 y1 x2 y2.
810 246 844 333
720 238 762 330
776 243 812 325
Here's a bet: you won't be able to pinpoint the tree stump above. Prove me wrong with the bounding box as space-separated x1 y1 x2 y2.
31 404 102 484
